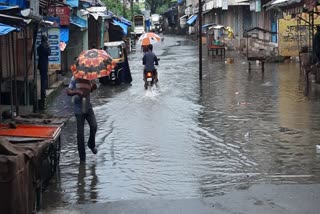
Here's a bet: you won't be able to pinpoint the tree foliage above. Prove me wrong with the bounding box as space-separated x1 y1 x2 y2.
145 0 172 14
102 0 141 20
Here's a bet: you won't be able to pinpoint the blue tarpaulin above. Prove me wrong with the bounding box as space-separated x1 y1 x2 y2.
70 15 87 28
0 23 17 35
0 5 19 10
202 23 216 29
120 17 132 27
187 15 198 25
0 0 26 8
112 19 128 35
60 27 69 43
66 0 78 7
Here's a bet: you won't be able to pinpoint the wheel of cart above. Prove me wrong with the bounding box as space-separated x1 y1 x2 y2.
245 27 277 73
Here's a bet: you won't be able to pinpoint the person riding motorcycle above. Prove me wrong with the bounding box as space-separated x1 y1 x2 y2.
142 44 159 86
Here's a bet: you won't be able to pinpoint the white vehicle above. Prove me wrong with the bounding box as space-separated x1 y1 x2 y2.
151 14 161 33
133 15 145 37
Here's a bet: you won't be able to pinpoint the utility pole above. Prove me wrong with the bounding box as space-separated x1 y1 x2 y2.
130 0 133 21
198 0 202 80
123 0 127 17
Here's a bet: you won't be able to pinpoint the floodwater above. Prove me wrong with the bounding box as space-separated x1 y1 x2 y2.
44 36 320 209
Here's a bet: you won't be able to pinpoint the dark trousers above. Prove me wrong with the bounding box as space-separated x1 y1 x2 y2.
75 108 97 161
40 72 48 99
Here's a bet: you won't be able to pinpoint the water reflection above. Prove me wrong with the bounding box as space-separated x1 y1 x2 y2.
43 36 320 209
77 164 98 204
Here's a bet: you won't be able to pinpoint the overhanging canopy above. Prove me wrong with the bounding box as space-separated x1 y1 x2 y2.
266 0 302 10
0 0 26 8
0 22 18 35
60 27 69 43
65 0 79 7
120 17 132 27
70 15 87 28
187 14 198 25
0 5 19 10
202 23 216 29
112 19 128 35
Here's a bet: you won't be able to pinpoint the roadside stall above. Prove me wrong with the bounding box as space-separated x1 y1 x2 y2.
0 114 66 213
207 25 226 59
266 0 319 79
245 27 277 72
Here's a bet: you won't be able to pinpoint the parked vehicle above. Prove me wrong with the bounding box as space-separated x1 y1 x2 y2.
133 15 145 37
151 14 161 33
101 41 132 85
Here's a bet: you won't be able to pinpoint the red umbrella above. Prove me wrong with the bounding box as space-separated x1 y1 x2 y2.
71 49 116 80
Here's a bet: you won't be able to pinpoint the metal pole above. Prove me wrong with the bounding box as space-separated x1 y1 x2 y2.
131 0 133 21
198 0 202 80
101 18 104 48
311 12 314 57
12 33 19 116
33 25 38 112
123 0 127 18
24 28 29 105
8 35 13 118
0 38 2 105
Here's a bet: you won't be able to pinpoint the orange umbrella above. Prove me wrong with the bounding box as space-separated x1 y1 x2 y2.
138 32 161 46
71 49 116 80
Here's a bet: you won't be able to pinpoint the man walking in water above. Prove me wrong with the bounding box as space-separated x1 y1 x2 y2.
66 77 98 162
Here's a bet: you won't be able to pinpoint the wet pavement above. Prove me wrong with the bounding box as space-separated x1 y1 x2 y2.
43 35 320 212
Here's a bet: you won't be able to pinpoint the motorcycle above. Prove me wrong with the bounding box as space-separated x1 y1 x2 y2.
144 58 160 90
144 70 157 90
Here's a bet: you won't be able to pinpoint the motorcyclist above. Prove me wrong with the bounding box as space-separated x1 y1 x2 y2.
142 44 159 86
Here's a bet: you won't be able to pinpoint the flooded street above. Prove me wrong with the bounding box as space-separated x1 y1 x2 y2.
44 36 320 210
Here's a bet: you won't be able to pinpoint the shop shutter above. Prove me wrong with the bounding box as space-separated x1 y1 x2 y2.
0 35 11 79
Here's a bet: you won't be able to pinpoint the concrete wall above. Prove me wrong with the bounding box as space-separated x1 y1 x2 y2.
65 26 85 72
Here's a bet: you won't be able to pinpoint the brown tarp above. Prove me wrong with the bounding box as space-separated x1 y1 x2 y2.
0 138 52 214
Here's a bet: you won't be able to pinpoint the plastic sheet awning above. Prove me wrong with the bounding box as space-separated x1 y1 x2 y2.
112 19 128 35
70 15 87 28
0 0 26 8
202 23 216 29
187 14 198 25
66 0 79 7
0 5 19 10
60 27 69 43
0 23 17 35
120 17 132 26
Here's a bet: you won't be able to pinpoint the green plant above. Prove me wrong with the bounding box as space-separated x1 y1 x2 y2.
102 0 141 20
145 0 171 14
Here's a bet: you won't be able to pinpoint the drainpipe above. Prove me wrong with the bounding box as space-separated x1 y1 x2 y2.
24 28 29 106
12 33 19 116
101 18 105 48
33 24 39 112
8 36 13 118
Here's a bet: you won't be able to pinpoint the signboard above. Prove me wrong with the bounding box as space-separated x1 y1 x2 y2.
255 0 261 12
250 1 255 11
48 28 61 70
222 0 228 10
185 7 191 15
278 16 320 56
36 31 61 71
30 0 39 16
47 16 60 28
48 6 70 25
